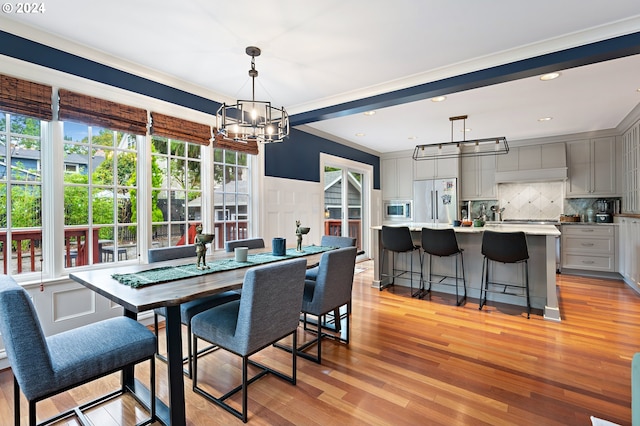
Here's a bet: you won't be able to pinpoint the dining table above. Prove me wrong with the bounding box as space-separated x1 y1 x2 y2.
69 246 329 426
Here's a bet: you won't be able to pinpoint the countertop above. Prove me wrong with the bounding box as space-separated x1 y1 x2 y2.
373 222 560 236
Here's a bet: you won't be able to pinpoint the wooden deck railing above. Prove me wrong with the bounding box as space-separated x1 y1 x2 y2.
323 220 362 250
0 227 101 273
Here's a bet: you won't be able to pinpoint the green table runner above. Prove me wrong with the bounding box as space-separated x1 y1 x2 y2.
112 245 335 288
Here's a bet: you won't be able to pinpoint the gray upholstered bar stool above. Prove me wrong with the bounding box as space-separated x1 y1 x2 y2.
420 227 466 305
479 230 531 318
380 225 422 296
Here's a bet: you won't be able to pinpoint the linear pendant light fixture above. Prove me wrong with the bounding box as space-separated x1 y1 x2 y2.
412 115 508 160
215 46 289 144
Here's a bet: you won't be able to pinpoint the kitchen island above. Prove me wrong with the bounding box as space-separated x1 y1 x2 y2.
372 223 562 321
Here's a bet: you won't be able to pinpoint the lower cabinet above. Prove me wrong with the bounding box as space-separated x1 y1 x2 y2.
617 217 640 289
561 225 616 272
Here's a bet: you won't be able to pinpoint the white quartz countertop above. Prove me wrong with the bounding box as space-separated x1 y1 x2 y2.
373 222 561 236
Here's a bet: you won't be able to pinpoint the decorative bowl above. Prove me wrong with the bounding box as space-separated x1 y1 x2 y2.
298 227 311 234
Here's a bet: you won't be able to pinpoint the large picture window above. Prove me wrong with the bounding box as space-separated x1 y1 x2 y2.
150 136 202 248
213 148 250 248
0 112 43 275
62 122 140 266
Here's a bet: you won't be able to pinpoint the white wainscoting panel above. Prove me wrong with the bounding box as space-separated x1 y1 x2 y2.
261 177 323 247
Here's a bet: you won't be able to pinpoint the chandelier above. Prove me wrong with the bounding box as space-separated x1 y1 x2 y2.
215 46 289 144
412 115 508 160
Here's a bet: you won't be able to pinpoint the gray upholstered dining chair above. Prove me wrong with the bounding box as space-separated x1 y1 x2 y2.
0 274 157 426
304 235 357 332
148 245 241 378
191 258 307 423
277 246 357 364
224 238 265 252
304 235 356 280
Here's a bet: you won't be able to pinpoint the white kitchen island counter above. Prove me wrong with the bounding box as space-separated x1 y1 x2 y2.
372 223 561 321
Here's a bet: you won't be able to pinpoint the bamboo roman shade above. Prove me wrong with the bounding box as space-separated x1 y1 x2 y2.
150 112 211 146
0 74 53 120
58 89 148 134
213 132 259 155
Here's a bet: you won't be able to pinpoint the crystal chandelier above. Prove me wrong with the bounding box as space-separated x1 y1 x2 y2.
215 46 289 144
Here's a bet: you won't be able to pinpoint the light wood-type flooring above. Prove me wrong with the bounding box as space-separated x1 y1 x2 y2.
1 260 639 425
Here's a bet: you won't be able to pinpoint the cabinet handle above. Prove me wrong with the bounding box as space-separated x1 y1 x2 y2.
582 260 595 264
580 243 594 246
581 229 595 232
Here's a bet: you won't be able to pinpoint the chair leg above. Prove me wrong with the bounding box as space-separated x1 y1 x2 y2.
153 313 160 354
29 400 36 426
525 260 531 319
479 257 488 311
241 356 248 423
13 375 20 426
186 322 194 378
458 251 467 306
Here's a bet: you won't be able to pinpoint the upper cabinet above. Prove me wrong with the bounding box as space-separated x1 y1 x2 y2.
495 142 567 182
460 152 496 200
413 147 459 180
566 137 617 198
381 156 413 199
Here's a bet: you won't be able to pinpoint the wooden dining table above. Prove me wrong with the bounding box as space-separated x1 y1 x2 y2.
69 248 326 426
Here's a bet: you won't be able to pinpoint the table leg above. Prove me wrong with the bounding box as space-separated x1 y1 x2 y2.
164 305 186 426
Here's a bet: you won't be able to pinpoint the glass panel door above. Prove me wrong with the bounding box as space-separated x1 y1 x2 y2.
323 166 363 250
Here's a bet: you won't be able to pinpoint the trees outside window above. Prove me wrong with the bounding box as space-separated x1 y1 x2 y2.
0 112 42 275
63 122 140 266
213 148 250 248
150 136 202 247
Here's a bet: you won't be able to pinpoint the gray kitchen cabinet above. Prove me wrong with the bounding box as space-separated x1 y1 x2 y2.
381 156 413 199
561 225 616 273
566 137 616 197
495 142 567 182
460 154 496 200
616 217 639 291
413 146 459 180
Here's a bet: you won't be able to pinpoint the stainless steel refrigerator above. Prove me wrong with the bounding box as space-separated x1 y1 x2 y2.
413 178 458 224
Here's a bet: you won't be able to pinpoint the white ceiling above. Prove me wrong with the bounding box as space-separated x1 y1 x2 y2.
3 0 640 153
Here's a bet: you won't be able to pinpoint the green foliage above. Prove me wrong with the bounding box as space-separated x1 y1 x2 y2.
11 184 41 227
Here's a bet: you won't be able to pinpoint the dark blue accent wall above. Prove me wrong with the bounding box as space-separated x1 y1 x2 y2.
265 128 380 189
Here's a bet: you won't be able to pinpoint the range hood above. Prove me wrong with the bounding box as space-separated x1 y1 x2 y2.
494 142 567 183
494 167 568 183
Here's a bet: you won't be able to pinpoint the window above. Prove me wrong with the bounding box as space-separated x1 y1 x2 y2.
0 112 43 275
150 136 203 248
62 122 140 266
213 148 250 249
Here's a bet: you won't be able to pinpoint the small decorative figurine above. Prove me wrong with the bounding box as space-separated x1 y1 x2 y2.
194 224 214 270
295 220 310 252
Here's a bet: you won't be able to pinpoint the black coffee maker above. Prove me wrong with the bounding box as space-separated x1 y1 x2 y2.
596 199 613 223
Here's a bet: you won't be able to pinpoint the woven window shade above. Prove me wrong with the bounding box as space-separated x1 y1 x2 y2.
212 132 259 155
0 74 52 120
150 112 211 146
58 89 148 134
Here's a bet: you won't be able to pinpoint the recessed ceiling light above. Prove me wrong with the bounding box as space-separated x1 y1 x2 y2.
460 128 471 133
408 136 418 140
538 117 553 122
540 72 561 81
363 110 376 116
431 96 447 102
355 133 365 137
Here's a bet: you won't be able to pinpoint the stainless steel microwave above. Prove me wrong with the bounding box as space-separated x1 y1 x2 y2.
384 200 412 220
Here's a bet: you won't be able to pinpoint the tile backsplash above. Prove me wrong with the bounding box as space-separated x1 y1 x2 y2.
463 183 621 221
498 182 564 220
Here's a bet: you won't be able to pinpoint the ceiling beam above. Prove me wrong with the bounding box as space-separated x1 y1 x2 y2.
290 31 640 126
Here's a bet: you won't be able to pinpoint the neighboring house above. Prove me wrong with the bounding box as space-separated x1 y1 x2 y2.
324 169 362 220
0 145 41 180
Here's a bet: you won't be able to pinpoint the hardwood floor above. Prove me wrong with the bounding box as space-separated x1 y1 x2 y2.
2 260 639 425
